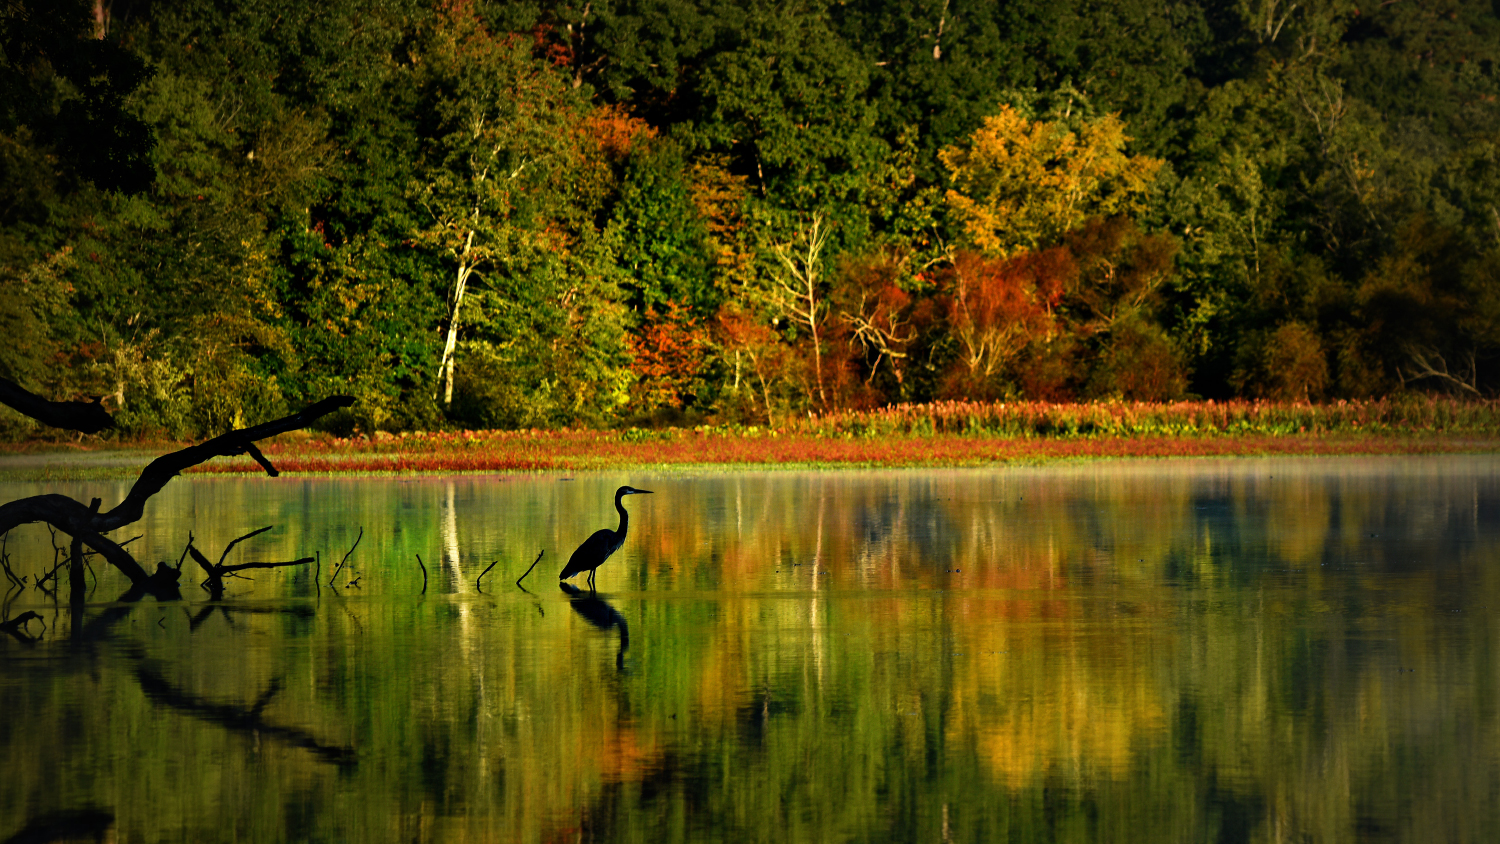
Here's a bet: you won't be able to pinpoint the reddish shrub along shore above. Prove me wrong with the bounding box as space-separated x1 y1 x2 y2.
182 430 1500 474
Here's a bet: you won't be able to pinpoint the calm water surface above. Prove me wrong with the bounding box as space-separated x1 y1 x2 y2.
1 456 1498 842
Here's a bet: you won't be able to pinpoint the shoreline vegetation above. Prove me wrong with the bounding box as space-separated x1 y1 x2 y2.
2 398 1497 479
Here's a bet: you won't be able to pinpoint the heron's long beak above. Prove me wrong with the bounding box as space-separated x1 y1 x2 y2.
632 489 654 495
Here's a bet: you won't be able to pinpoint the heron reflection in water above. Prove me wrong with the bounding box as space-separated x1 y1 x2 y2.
559 485 653 591
561 582 630 670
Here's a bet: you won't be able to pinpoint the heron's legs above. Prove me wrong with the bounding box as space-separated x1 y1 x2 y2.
587 569 596 592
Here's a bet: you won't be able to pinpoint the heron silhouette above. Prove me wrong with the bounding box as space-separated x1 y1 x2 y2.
559 485 653 591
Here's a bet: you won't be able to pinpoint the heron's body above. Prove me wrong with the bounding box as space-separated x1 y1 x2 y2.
559 485 652 589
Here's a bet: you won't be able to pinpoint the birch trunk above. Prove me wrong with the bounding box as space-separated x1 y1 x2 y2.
437 230 477 406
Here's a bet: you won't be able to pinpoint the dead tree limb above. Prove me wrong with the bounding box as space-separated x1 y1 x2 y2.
1400 346 1481 395
476 559 499 592
186 529 314 598
0 610 43 642
0 395 353 595
0 533 25 588
328 527 362 586
0 377 114 434
515 549 544 587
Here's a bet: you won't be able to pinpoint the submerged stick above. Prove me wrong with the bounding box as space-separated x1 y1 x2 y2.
416 554 428 595
515 550 545 587
328 527 363 586
475 560 499 592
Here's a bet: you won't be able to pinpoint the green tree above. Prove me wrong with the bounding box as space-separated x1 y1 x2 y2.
406 4 597 408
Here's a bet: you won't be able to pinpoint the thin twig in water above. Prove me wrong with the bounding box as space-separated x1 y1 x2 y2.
35 558 66 592
328 527 362 586
1 533 26 588
515 550 545 587
475 560 499 592
416 554 428 595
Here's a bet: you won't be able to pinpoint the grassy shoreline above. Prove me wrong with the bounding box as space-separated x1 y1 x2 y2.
2 432 1498 481
2 399 1498 479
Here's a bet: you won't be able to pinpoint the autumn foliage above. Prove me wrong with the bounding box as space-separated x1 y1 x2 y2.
628 302 710 413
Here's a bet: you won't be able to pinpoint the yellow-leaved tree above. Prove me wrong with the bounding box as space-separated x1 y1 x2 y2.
941 105 1163 257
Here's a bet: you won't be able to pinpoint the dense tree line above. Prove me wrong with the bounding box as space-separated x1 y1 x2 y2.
3 0 1499 437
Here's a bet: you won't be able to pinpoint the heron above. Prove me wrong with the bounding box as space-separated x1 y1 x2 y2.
559 485 653 591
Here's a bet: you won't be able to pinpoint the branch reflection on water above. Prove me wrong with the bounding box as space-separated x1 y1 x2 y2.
127 649 356 769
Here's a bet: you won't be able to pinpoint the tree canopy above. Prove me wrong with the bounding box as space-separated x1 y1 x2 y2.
3 0 1499 438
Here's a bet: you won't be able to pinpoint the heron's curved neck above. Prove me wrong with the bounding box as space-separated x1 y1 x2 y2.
614 491 630 537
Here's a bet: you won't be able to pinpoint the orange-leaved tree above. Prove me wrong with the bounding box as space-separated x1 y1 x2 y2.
714 304 786 424
937 248 1075 399
628 301 712 414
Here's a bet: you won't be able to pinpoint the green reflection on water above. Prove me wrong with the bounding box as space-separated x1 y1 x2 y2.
1 457 1498 842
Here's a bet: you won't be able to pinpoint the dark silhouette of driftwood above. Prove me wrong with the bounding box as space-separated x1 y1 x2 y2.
515 549 545 587
0 377 114 434
185 528 315 598
0 395 353 598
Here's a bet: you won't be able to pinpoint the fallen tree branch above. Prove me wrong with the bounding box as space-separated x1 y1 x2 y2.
187 529 314 597
475 559 499 592
0 395 352 592
1400 346 1481 395
0 610 43 642
0 377 114 434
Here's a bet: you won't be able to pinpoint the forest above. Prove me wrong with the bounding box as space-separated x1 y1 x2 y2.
3 0 1499 439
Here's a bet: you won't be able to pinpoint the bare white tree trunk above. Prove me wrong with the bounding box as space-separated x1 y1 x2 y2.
772 214 832 408
436 230 477 406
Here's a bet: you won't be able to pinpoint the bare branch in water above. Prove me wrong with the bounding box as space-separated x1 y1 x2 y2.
476 560 499 592
0 395 353 597
328 527 363 586
515 549 545 587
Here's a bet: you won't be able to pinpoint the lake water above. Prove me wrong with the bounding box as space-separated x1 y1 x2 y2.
1 456 1498 843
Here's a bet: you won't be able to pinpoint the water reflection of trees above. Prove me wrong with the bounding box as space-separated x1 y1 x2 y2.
583 467 1500 841
4 459 1499 841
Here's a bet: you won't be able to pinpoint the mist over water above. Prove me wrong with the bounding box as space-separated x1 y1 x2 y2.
2 456 1498 842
